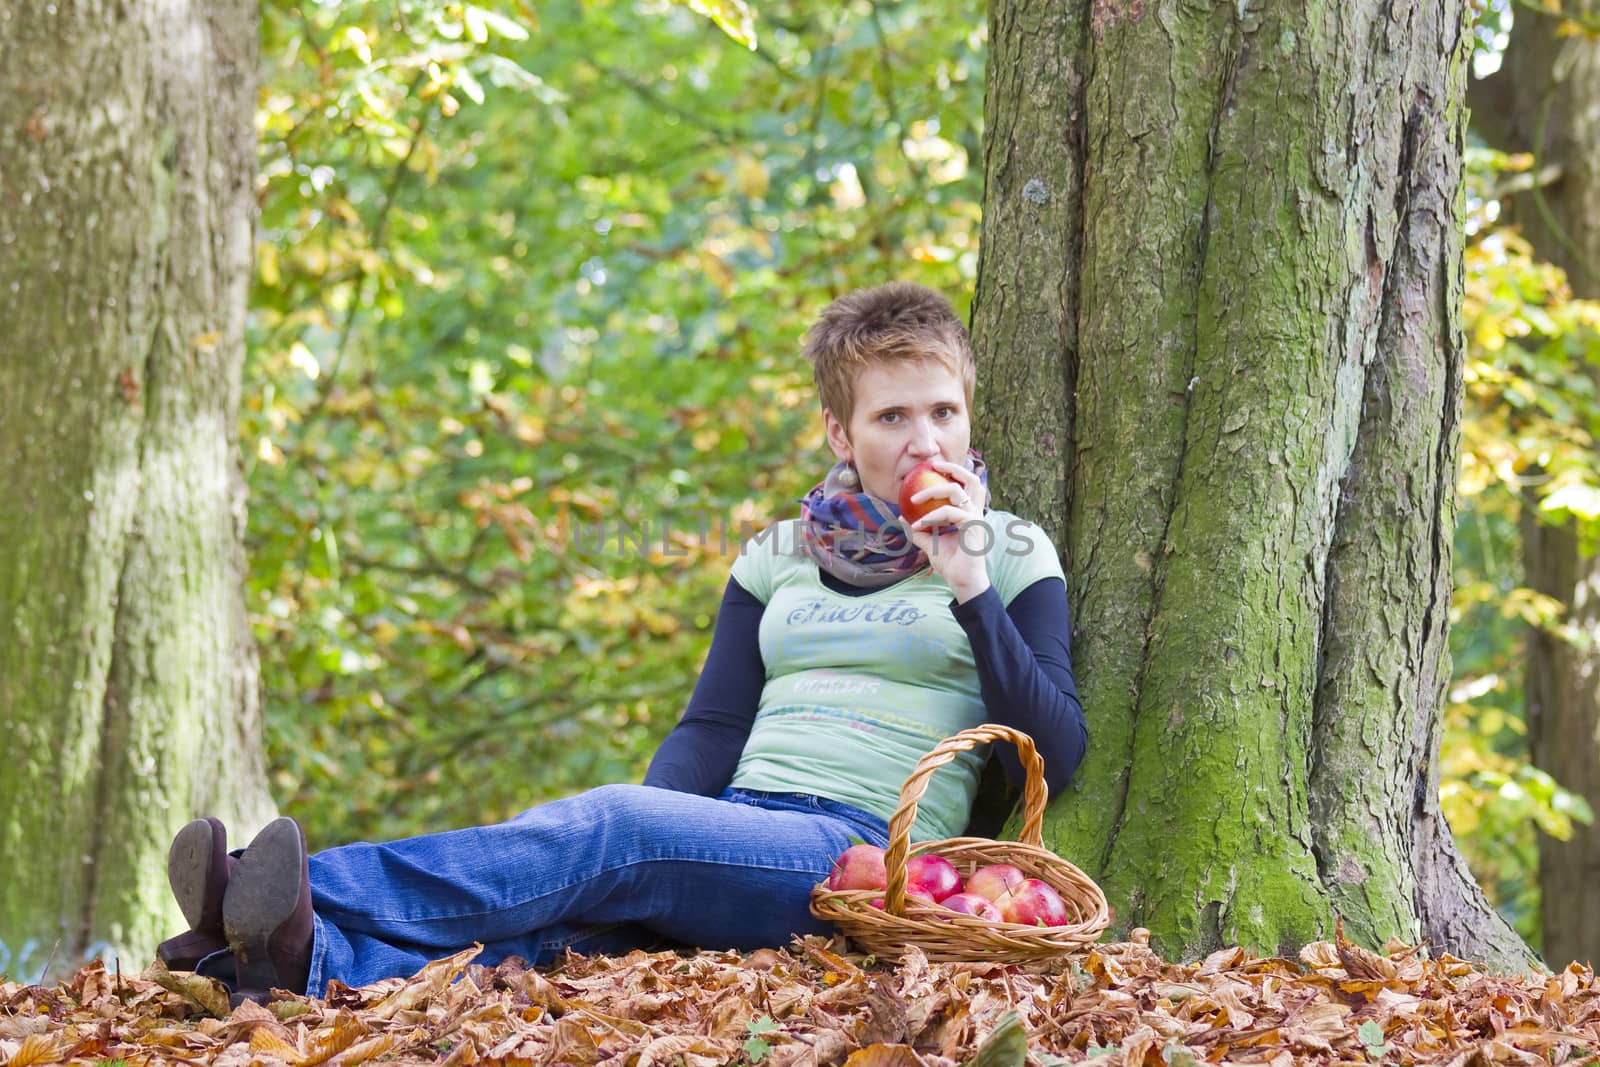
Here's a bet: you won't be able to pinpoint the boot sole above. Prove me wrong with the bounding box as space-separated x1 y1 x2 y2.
167 819 219 932
224 817 305 991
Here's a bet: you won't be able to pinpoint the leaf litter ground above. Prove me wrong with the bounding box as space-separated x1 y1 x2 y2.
2 928 1597 1066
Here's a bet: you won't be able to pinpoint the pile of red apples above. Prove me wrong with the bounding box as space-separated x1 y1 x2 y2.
825 843 1071 927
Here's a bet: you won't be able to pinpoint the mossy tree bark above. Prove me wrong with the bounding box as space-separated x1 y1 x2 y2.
972 0 1536 970
1469 2 1600 971
0 1 275 979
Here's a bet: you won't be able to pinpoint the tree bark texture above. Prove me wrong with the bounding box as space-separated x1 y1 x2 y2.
1471 2 1600 970
973 0 1536 970
0 0 275 978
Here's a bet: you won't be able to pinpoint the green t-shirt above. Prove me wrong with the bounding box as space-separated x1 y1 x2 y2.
727 509 1067 840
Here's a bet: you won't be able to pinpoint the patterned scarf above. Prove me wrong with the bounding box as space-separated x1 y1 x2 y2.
797 450 989 588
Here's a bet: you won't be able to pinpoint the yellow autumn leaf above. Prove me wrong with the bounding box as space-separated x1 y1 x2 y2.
259 242 281 286
289 341 321 380
733 153 769 198
147 960 232 1017
296 1017 368 1067
842 1044 922 1067
1540 481 1600 521
369 945 483 1020
5 1033 63 1067
250 1026 301 1060
333 1033 396 1066
682 0 756 49
1474 318 1506 351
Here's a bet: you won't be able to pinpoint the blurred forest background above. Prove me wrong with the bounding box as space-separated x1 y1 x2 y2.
246 0 1592 956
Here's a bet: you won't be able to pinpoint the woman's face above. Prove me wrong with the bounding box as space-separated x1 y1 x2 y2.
823 359 971 503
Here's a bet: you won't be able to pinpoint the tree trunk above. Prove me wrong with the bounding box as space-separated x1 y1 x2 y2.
1469 3 1600 971
0 1 275 980
973 0 1537 971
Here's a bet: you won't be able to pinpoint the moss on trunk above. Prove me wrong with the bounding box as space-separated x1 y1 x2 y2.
975 0 1535 970
0 0 275 979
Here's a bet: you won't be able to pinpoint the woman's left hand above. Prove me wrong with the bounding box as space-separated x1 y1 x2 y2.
905 457 991 603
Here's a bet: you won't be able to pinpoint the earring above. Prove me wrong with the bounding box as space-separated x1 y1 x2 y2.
838 464 860 488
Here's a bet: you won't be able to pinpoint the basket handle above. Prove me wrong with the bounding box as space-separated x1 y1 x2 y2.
881 724 1048 915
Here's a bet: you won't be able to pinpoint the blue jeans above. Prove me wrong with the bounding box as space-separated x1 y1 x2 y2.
300 784 889 993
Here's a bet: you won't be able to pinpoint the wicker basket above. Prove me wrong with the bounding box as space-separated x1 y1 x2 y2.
809 724 1110 962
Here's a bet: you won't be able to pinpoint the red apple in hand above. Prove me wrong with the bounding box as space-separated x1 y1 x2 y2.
897 459 959 525
998 878 1070 927
964 864 1026 905
941 892 1003 921
827 844 887 892
905 854 963 903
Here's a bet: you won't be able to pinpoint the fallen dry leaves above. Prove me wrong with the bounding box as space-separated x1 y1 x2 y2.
1 929 1597 1066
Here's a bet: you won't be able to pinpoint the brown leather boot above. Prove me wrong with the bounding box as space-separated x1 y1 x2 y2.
224 816 313 999
157 817 235 971
155 929 227 972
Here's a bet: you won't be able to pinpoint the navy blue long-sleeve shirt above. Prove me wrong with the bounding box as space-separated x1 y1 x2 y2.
643 570 1086 801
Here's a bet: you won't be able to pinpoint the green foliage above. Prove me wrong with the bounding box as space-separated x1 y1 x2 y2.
1159 1044 1201 1067
246 0 985 846
1357 1019 1388 1059
959 1011 1027 1067
743 1015 779 1062
1446 144 1600 946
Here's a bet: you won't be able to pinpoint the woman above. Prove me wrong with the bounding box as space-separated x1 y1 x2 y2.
159 281 1087 1000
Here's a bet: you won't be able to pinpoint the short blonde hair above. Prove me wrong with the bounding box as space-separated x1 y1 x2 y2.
802 282 976 429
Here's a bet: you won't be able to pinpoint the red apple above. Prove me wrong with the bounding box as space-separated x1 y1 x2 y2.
905 854 963 903
997 878 1070 927
827 844 887 892
964 864 1026 905
941 892 1003 921
897 459 958 525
